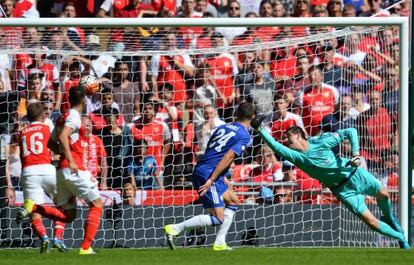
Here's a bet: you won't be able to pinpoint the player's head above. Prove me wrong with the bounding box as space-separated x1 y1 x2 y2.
285 126 307 151
235 102 255 122
69 85 86 108
26 102 45 123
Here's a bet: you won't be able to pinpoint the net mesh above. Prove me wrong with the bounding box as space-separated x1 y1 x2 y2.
0 23 402 248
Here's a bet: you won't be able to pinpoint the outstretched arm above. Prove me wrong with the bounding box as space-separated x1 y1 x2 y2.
257 128 307 168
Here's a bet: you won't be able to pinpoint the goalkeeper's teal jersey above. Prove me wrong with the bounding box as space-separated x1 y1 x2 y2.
259 128 360 189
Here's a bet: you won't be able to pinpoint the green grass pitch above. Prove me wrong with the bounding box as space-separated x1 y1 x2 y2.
1 248 413 265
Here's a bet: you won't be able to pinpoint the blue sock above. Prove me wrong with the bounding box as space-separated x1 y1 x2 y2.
377 198 395 223
376 221 404 241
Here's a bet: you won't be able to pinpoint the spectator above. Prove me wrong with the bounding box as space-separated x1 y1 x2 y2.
112 60 141 123
241 60 275 115
321 45 343 88
84 34 116 78
13 0 39 18
251 145 284 183
1 0 14 17
274 186 293 204
190 12 226 49
44 30 67 71
195 104 225 157
215 1 247 41
204 32 239 121
284 52 312 107
293 0 312 17
132 102 172 175
122 182 136 206
82 115 108 190
327 0 342 17
149 31 194 104
232 12 272 46
129 139 164 190
42 101 59 131
356 90 392 171
343 0 368 14
90 87 124 134
259 0 273 17
192 63 221 125
296 66 338 136
100 107 134 189
59 2 85 50
235 51 256 89
17 72 43 119
360 0 390 17
0 28 12 91
269 93 305 143
349 90 370 119
313 5 329 16
272 0 286 17
195 0 218 16
176 0 203 47
321 93 356 133
97 0 158 18
342 33 366 66
342 3 357 17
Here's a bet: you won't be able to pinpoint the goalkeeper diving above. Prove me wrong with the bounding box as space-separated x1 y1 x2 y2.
251 115 410 249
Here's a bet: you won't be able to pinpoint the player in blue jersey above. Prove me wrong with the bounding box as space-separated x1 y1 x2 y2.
250 115 410 249
164 102 255 251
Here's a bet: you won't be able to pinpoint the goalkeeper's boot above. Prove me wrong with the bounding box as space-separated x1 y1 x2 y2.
53 238 68 253
16 199 36 224
40 236 51 254
250 115 266 130
79 247 97 255
213 243 233 251
163 224 178 250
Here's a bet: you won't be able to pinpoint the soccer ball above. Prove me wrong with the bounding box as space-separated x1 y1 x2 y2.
79 75 100 95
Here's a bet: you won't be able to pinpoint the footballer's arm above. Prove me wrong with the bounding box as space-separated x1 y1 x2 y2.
199 150 236 196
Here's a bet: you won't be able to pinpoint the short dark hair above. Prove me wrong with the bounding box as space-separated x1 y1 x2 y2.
285 126 307 139
26 102 44 122
235 102 255 121
69 86 85 107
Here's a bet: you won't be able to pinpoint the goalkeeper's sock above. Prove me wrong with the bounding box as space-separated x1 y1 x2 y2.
32 218 47 238
54 221 66 240
377 198 395 223
376 220 405 241
34 205 72 223
174 215 220 234
214 205 237 246
81 206 102 250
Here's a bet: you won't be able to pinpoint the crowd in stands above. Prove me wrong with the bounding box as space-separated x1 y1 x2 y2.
0 0 410 205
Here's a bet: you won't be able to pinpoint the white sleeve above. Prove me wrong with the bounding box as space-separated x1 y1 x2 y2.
295 91 304 107
183 55 194 67
64 111 81 131
162 122 171 141
52 66 59 83
100 0 114 12
294 114 305 130
231 55 239 76
149 55 160 77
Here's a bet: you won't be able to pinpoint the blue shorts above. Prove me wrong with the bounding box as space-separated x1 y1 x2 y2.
193 175 227 209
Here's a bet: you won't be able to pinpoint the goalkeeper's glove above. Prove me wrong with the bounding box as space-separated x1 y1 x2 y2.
347 156 362 168
250 115 266 130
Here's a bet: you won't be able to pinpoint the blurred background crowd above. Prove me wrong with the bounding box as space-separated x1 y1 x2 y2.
0 0 411 205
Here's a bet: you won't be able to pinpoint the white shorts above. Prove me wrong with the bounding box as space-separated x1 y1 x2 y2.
21 164 57 205
56 168 101 209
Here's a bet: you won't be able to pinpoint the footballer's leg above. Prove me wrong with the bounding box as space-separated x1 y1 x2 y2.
164 178 225 250
53 220 68 252
213 189 239 251
375 188 405 233
31 213 50 253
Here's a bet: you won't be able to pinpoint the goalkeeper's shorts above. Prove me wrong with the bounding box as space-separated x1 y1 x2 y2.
334 168 382 215
192 175 227 209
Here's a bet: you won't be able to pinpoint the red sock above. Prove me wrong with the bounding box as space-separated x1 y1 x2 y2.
81 206 103 250
34 205 71 223
54 221 66 240
32 218 47 238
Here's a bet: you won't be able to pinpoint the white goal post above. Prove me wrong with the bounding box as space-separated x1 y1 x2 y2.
0 17 410 247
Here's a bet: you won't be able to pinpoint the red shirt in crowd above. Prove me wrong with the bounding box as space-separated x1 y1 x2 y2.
177 11 203 47
299 84 338 136
205 53 238 107
271 112 304 142
251 163 283 183
85 134 107 177
19 122 51 169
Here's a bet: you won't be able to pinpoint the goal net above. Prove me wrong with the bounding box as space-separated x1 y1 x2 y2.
0 18 410 249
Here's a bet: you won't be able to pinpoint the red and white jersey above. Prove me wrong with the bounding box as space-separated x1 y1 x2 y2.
205 53 238 106
251 163 283 183
150 54 193 103
85 135 107 177
18 63 60 89
55 109 87 170
132 119 171 171
177 11 203 47
271 112 305 142
19 122 51 169
13 0 39 18
298 84 338 136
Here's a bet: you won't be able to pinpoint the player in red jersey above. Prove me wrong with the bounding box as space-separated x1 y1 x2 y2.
17 86 103 255
16 102 67 253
